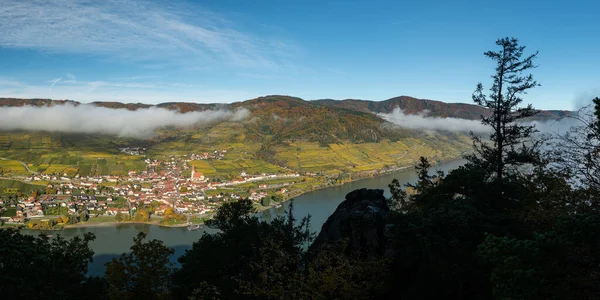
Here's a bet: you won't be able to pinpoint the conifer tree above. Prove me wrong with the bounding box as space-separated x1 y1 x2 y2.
470 37 540 185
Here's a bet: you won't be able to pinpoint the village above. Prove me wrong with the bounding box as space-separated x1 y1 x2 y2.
0 150 298 229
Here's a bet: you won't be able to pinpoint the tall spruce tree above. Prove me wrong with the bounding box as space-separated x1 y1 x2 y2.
471 37 540 184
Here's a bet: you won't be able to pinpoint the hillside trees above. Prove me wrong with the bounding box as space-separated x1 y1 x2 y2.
470 37 540 187
0 229 100 299
172 200 313 299
553 97 600 192
478 214 600 299
387 158 500 299
133 208 151 222
104 232 174 300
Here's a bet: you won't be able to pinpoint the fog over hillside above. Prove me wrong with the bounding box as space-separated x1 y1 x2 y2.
378 108 489 134
0 97 581 139
0 103 250 138
379 107 579 135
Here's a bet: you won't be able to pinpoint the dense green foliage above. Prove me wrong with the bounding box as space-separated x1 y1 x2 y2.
105 232 174 300
0 228 104 300
43 206 69 215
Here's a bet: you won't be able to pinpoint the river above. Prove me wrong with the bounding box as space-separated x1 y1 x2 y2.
26 159 467 276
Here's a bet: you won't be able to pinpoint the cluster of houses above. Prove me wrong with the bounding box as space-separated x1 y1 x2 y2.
119 147 146 155
187 150 227 161
1 153 296 223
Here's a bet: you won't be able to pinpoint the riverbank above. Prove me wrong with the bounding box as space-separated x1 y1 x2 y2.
5 216 195 230
254 155 466 215
18 159 469 277
62 216 201 229
278 155 464 201
8 156 466 231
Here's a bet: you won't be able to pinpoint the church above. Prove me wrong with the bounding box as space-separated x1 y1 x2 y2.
190 166 205 181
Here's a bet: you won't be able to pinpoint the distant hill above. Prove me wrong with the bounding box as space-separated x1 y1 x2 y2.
0 94 573 148
0 95 572 121
0 95 572 178
313 96 489 119
312 95 573 122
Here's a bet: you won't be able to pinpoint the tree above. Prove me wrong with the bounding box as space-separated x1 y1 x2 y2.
478 214 600 299
164 207 175 216
406 157 444 194
58 214 70 224
471 37 540 186
0 228 99 299
148 200 161 215
173 200 313 299
389 157 444 211
260 196 271 207
389 180 408 212
205 198 255 232
133 209 150 222
79 209 89 222
115 212 130 222
271 194 283 203
104 232 174 300
553 98 600 190
386 162 505 299
549 97 600 214
415 156 432 185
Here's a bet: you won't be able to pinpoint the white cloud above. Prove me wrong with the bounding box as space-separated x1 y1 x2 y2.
0 0 297 70
378 107 489 134
0 103 250 138
379 107 580 137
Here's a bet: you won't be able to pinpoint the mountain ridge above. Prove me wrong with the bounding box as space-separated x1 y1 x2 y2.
0 95 573 121
0 94 567 181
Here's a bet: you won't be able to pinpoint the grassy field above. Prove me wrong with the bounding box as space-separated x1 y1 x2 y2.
0 159 29 175
0 124 472 178
81 216 118 224
0 179 46 195
272 136 471 175
0 131 147 176
2 207 16 217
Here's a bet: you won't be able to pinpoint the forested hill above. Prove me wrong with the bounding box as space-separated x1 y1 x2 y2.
312 95 573 121
0 95 573 121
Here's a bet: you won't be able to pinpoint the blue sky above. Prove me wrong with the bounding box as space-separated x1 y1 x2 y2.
0 0 598 110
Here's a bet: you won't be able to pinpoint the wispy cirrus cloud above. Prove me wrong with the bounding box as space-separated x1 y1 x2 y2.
46 73 201 91
48 78 62 90
0 77 255 104
0 0 299 70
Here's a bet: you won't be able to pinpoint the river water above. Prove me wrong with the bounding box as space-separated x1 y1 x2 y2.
26 159 466 276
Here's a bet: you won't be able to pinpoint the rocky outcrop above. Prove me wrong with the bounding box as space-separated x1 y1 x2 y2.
309 188 389 259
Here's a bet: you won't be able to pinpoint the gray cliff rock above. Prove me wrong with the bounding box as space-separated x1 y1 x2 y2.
309 188 389 258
